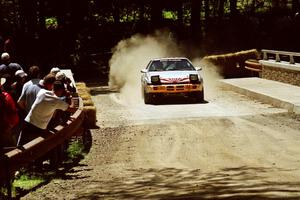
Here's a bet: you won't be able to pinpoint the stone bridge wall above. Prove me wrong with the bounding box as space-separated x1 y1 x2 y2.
260 60 300 86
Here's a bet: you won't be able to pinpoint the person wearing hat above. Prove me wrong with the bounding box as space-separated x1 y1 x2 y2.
50 67 60 75
0 77 19 148
11 70 28 102
56 71 76 93
0 52 23 81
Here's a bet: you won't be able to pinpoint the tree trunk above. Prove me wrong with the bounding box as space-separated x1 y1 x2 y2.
19 0 38 34
219 0 225 19
112 0 120 24
191 0 202 39
177 1 183 25
230 0 238 18
151 1 162 27
204 0 210 26
292 0 300 13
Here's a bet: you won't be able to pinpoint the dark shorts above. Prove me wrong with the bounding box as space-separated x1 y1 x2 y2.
18 121 46 146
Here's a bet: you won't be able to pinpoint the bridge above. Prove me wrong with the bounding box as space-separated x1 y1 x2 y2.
259 49 300 86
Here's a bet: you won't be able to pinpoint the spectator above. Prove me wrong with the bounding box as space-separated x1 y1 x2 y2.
11 70 28 102
1 73 13 93
0 77 19 147
17 66 41 113
18 73 56 114
0 52 23 80
56 71 76 93
24 65 41 86
55 71 65 81
50 67 60 75
18 80 76 145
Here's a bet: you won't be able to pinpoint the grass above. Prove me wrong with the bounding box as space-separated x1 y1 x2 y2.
0 139 87 198
13 174 45 190
67 139 86 160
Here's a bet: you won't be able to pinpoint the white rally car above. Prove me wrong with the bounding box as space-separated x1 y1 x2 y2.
141 57 204 104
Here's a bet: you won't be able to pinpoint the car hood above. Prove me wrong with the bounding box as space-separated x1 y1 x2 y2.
146 71 201 84
148 71 197 78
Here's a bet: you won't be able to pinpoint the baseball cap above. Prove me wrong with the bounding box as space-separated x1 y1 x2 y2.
55 71 66 80
50 67 60 74
1 52 10 61
15 70 28 78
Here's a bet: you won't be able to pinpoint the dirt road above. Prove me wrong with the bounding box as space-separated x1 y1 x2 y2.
23 87 300 200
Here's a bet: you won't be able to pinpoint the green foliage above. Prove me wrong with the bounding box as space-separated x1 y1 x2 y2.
163 10 178 20
45 17 58 30
67 139 85 160
13 175 45 190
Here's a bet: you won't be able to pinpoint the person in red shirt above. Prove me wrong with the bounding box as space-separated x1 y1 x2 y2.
0 77 19 147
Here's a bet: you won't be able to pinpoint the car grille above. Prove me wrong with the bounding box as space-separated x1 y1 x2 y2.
166 85 185 91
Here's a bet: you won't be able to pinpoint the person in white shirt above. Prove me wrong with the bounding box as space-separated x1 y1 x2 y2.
18 80 76 145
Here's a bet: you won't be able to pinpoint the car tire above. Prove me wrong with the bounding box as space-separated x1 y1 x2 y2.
193 90 204 103
144 91 153 104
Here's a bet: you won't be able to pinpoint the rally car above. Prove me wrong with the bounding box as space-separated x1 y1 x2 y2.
141 57 204 104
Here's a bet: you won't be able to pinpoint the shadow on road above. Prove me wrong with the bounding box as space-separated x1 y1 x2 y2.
153 96 209 105
74 166 300 200
90 86 118 95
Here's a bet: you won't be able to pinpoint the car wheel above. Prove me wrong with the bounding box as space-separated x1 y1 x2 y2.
144 91 153 104
193 90 204 103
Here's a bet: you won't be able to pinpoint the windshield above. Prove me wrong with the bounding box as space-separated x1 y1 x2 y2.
148 59 195 71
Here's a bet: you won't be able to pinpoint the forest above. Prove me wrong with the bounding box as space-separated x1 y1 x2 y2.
0 0 300 77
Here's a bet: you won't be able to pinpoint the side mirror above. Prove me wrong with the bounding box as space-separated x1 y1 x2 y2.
195 66 202 71
141 69 147 73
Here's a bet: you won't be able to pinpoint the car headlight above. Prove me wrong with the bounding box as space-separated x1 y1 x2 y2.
189 74 199 82
151 75 160 84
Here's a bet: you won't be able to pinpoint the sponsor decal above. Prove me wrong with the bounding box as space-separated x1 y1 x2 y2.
160 77 189 83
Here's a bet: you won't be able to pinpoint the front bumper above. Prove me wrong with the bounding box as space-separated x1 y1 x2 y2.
145 83 203 94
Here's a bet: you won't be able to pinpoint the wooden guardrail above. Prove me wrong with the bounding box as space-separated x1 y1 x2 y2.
244 59 262 73
262 49 300 64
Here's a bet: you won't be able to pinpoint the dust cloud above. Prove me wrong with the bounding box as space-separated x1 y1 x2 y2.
109 31 180 104
108 31 223 105
192 58 223 100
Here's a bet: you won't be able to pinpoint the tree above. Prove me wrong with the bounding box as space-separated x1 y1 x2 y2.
218 0 225 19
18 0 38 34
151 1 163 27
177 1 184 25
191 0 202 39
230 0 238 18
292 0 300 13
204 0 210 26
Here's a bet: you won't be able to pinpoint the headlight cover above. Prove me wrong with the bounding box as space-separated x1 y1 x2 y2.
189 74 199 82
151 75 160 84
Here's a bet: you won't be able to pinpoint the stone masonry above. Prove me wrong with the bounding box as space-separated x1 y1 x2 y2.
262 65 300 86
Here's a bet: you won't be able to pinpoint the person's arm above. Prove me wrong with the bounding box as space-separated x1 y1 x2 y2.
66 98 77 113
17 86 27 110
17 99 26 110
57 97 77 114
66 105 77 113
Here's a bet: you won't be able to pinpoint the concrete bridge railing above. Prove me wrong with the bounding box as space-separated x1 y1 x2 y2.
262 49 300 64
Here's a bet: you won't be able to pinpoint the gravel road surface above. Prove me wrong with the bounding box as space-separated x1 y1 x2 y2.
22 87 300 200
